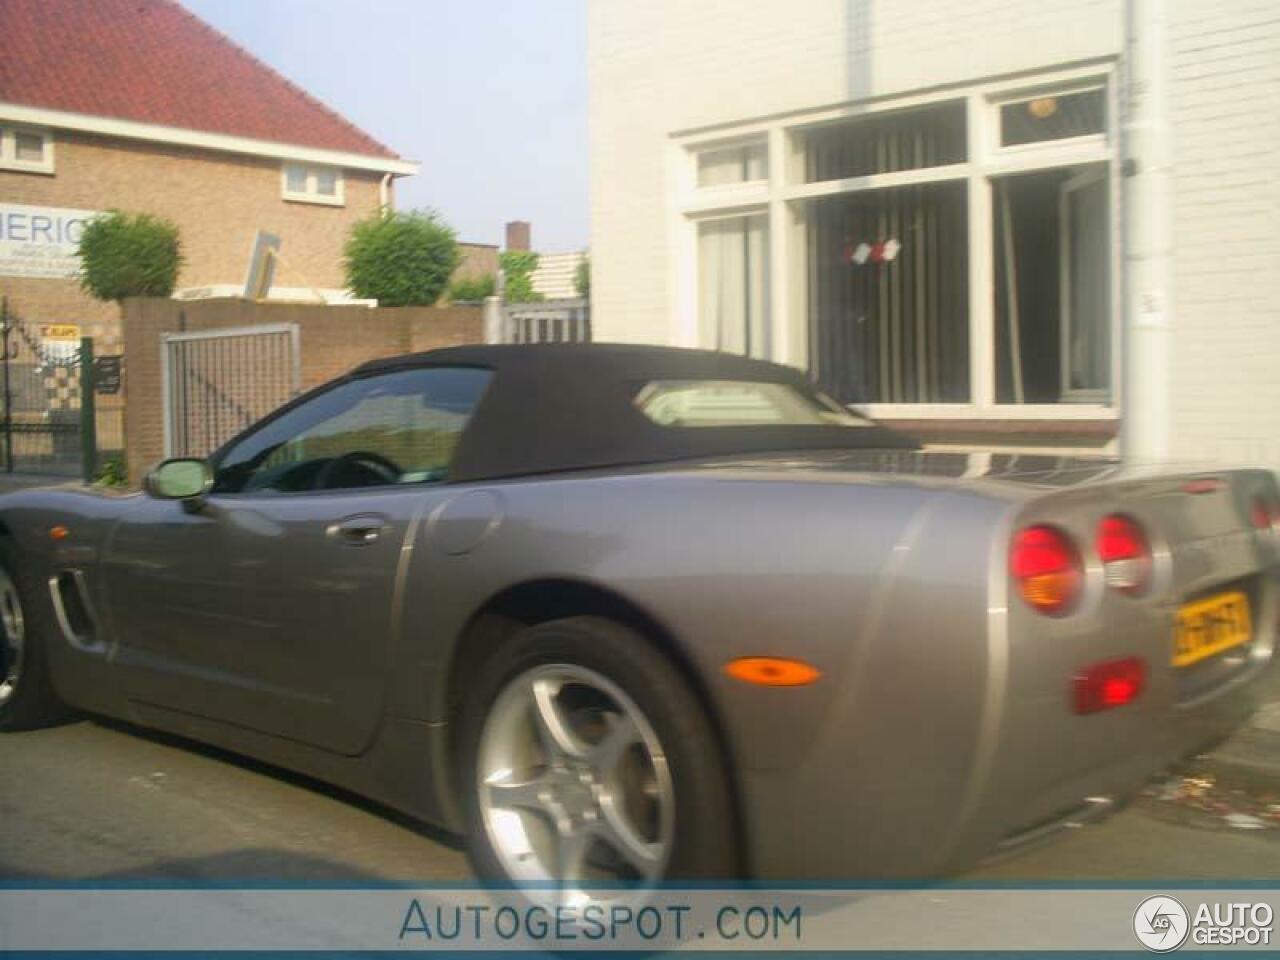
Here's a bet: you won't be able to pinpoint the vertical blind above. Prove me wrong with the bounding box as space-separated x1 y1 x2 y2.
808 182 969 404
801 101 966 183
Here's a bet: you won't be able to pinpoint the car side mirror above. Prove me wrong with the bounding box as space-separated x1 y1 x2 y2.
145 458 213 507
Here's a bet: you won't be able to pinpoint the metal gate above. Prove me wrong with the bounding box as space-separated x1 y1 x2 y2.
1 305 98 479
502 298 592 344
162 323 301 458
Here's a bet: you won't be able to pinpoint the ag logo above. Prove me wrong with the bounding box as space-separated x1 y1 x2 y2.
1134 895 1190 952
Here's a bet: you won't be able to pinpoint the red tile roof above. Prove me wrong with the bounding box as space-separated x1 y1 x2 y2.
0 0 399 159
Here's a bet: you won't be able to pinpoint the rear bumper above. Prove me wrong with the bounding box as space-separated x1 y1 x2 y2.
970 661 1267 868
738 567 1277 882
740 645 1272 881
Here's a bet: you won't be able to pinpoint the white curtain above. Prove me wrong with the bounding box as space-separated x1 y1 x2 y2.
1065 175 1109 396
697 143 768 187
698 215 770 358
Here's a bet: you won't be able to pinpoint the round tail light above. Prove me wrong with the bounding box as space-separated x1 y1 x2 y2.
1097 514 1153 596
1011 525 1082 616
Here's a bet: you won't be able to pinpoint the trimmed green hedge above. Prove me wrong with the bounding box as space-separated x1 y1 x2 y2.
344 209 460 306
449 274 496 302
78 211 183 302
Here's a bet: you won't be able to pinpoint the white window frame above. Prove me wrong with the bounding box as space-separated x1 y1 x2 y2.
671 61 1121 423
0 125 54 174
281 162 345 206
1058 167 1111 404
990 80 1108 158
692 136 770 192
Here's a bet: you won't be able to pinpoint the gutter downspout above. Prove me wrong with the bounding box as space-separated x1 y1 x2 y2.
1121 0 1173 461
379 173 392 213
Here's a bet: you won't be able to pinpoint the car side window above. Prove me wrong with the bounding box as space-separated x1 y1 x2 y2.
211 367 492 494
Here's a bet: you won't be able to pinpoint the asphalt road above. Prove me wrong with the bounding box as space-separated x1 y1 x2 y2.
1 718 1276 885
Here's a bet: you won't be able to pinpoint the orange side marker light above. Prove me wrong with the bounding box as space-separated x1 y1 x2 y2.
49 525 70 541
724 656 821 687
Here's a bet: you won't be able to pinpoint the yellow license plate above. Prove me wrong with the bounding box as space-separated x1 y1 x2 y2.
1173 590 1251 668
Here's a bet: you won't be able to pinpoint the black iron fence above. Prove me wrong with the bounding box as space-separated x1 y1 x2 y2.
0 299 122 481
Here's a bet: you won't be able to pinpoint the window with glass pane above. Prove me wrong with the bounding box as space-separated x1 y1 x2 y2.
212 367 492 493
636 379 869 428
1000 88 1105 147
14 131 45 163
698 215 771 358
314 168 339 196
697 142 768 187
993 167 1109 404
801 101 966 184
284 164 308 193
807 181 969 404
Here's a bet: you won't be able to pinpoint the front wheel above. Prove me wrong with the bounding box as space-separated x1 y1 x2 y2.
460 616 738 899
0 551 70 731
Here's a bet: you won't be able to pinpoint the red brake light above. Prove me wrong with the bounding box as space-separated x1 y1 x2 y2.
1011 525 1082 616
1073 657 1145 714
1250 497 1279 535
1097 514 1152 596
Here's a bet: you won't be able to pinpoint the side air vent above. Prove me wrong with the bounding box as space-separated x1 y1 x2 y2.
48 570 101 652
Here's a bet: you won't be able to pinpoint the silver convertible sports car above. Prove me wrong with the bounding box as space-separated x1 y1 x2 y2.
0 344 1276 893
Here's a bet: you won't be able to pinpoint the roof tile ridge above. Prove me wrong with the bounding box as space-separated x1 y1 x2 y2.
160 0 399 159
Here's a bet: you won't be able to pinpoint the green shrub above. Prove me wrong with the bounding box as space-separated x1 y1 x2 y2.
449 274 496 302
499 250 543 304
94 455 128 488
78 211 183 302
574 254 590 298
344 209 460 306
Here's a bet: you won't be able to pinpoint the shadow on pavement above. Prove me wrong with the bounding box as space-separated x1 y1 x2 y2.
87 714 466 854
0 848 425 885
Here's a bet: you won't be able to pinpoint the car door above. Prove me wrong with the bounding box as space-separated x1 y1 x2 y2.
105 365 493 755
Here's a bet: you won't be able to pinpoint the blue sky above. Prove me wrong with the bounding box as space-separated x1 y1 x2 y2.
181 0 588 252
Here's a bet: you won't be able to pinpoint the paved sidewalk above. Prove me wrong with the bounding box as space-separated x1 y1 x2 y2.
1206 701 1280 790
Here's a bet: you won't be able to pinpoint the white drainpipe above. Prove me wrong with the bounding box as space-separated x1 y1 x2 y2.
1121 0 1173 462
379 173 392 213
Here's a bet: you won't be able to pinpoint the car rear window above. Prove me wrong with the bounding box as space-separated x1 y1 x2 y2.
634 379 870 428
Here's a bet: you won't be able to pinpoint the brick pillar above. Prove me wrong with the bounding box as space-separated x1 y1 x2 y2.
505 220 531 252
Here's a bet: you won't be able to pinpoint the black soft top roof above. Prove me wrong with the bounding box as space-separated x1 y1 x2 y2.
355 343 918 483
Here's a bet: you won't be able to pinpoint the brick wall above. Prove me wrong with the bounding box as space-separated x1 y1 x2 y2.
121 297 483 484
1167 0 1280 466
455 243 499 283
0 278 119 352
1 128 386 351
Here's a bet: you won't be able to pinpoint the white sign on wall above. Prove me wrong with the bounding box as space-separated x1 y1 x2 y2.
0 202 100 279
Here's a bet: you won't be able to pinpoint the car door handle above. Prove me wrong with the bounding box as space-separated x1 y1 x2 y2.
326 514 389 546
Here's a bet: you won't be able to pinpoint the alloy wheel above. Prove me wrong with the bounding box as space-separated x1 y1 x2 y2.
0 569 25 707
475 663 675 903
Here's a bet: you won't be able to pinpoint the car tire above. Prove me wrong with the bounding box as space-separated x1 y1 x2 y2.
0 545 71 731
460 615 738 892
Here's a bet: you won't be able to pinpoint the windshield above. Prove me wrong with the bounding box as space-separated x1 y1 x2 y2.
633 379 871 428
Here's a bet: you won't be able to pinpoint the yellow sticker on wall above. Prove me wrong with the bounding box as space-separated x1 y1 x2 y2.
40 323 81 341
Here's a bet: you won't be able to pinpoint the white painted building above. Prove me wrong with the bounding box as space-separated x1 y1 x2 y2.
532 250 588 301
588 0 1280 463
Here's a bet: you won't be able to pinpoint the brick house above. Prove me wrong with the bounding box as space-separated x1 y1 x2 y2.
589 0 1280 467
0 0 417 355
